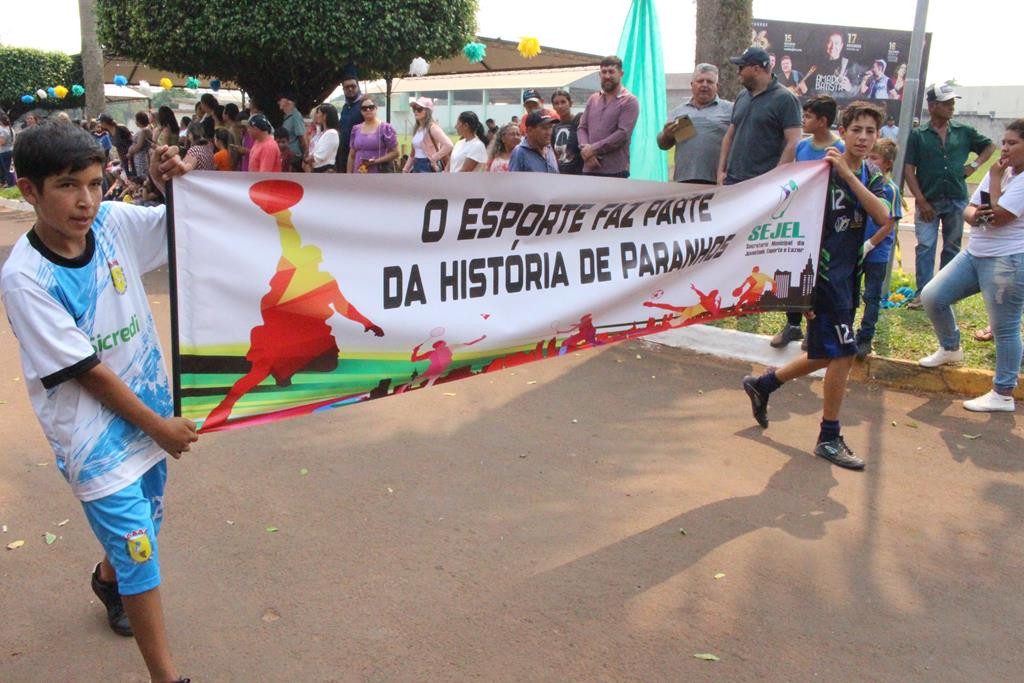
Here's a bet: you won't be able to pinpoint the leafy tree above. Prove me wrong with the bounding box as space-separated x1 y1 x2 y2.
695 0 752 101
96 0 478 122
0 46 84 116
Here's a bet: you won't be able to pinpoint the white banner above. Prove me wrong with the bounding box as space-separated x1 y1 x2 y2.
170 163 828 431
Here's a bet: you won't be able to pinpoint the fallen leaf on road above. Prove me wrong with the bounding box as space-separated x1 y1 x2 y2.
6 540 25 550
963 434 981 440
443 392 456 397
57 519 69 527
299 468 309 476
43 532 56 545
693 653 720 661
906 422 919 429
635 354 642 359
2 525 7 533
571 419 579 424
261 608 280 622
697 390 704 396
714 572 726 580
265 526 278 533
226 520 234 525
36 462 48 467
679 528 687 535
891 421 897 426
526 380 537 385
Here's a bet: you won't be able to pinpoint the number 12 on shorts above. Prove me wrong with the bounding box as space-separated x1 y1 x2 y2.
834 324 854 345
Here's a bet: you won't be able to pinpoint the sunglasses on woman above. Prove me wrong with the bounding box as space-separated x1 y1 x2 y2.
361 104 376 111
411 106 423 113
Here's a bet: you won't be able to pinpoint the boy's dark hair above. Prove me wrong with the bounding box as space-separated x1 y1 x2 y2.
200 93 218 109
13 122 105 191
273 128 289 141
224 103 239 121
214 128 231 147
600 55 623 70
802 95 838 127
135 111 150 127
872 138 898 166
840 101 884 130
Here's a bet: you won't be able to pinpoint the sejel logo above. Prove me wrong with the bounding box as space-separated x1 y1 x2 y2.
771 180 799 220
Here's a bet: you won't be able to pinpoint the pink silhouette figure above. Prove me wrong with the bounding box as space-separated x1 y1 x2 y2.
557 314 601 355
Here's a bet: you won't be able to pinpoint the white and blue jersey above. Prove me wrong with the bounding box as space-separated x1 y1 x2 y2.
863 177 902 264
1 202 171 502
795 136 844 161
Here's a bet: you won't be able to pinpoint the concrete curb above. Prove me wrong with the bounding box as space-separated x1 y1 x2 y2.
649 324 1024 400
0 197 33 212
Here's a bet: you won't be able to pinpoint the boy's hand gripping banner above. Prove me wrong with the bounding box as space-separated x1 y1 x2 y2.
169 163 828 432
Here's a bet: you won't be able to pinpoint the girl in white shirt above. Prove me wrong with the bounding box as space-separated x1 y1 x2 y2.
449 111 488 172
307 104 340 173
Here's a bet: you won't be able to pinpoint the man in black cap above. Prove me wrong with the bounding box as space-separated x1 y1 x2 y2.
276 90 307 171
508 111 559 173
717 46 802 186
337 65 364 172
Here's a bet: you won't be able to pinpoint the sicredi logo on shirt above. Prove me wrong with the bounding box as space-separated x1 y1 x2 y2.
90 314 141 354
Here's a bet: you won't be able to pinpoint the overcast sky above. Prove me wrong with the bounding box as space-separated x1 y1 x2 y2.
1 0 1016 87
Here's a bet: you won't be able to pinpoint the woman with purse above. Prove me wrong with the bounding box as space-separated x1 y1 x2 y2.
348 96 399 173
306 103 341 173
403 96 452 173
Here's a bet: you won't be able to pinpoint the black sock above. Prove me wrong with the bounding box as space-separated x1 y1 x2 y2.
818 419 840 444
786 311 803 327
754 370 783 395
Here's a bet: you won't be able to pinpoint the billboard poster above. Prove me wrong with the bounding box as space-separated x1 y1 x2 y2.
751 18 931 121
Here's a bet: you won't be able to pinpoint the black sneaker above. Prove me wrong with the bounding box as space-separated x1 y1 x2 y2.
91 564 133 637
770 324 804 348
814 436 865 470
855 339 872 360
742 375 769 428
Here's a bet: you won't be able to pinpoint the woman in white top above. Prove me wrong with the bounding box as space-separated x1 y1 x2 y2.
449 111 488 172
920 119 1024 412
306 103 340 173
402 96 452 173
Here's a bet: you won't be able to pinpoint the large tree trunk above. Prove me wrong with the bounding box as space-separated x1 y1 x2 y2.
695 0 752 101
78 0 105 119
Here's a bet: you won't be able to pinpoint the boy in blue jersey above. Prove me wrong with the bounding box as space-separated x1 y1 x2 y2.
856 138 903 358
743 102 891 470
1 122 196 682
772 95 846 349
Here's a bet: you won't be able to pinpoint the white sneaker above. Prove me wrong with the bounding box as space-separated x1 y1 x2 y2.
963 390 1016 412
919 347 964 367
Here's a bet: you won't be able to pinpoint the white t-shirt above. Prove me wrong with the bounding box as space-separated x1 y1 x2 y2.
412 130 427 159
1 202 172 501
311 128 339 168
969 170 1024 257
450 138 487 172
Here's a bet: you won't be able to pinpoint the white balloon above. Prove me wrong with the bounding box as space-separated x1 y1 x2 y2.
409 57 429 77
138 80 152 95
36 88 48 99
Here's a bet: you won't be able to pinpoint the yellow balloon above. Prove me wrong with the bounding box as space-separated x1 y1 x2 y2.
518 37 541 59
160 77 173 90
54 85 69 99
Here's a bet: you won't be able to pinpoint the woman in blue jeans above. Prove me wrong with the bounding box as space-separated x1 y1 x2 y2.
919 119 1024 412
0 114 15 187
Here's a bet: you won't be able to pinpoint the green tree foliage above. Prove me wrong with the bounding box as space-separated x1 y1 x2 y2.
96 0 478 121
0 46 84 115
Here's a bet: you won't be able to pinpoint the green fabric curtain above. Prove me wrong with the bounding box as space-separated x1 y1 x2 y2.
616 0 667 181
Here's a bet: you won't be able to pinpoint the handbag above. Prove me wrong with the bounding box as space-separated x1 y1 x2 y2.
376 123 399 173
426 124 450 172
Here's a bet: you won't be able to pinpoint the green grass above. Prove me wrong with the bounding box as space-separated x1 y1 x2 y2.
708 273 999 371
0 186 22 200
967 149 1001 185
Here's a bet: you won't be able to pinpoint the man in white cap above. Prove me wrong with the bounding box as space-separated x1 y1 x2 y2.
904 83 996 304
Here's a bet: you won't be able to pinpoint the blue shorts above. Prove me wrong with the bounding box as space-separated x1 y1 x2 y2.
81 460 166 595
806 309 857 359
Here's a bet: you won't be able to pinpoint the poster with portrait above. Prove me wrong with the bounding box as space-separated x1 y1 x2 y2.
751 18 931 122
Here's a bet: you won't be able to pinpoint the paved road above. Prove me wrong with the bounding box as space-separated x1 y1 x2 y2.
1 207 1023 681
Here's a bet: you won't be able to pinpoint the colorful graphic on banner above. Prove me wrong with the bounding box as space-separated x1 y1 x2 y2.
170 165 829 432
752 18 932 121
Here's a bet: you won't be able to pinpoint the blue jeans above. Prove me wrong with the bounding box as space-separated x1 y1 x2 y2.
915 197 967 295
0 151 13 186
921 250 1024 392
412 157 434 173
857 261 887 344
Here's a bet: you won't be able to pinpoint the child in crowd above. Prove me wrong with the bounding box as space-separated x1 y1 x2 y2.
743 102 891 470
772 95 846 349
0 122 196 682
856 138 903 358
212 129 233 171
274 127 295 173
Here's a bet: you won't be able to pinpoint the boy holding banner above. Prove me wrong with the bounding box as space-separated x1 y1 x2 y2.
0 122 195 682
743 102 891 470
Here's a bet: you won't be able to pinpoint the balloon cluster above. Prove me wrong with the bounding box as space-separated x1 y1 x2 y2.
518 37 541 59
463 42 487 64
408 57 430 77
184 76 200 90
19 83 83 104
880 286 916 309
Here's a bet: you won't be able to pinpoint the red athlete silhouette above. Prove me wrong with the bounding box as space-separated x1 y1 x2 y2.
202 180 383 431
557 313 601 355
642 283 722 324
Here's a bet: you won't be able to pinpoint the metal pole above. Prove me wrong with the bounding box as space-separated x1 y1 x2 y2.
882 0 929 298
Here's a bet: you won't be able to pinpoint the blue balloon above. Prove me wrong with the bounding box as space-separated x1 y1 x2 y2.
47 87 57 98
113 74 128 86
21 94 35 104
210 79 221 92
